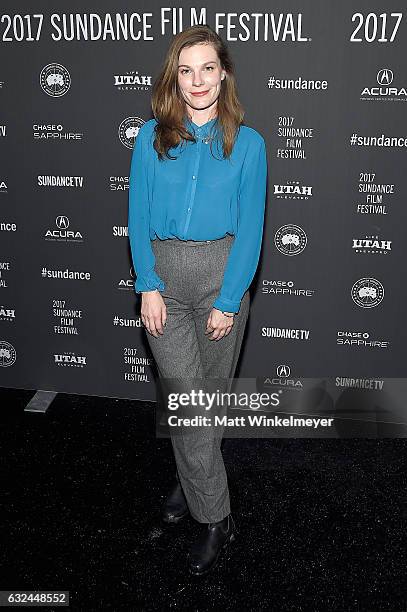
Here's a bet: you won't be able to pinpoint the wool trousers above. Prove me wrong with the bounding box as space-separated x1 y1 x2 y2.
146 234 250 523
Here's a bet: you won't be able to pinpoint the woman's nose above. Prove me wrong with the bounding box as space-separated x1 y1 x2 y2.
192 72 204 86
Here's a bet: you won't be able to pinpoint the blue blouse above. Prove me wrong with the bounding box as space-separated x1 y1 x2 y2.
128 116 267 313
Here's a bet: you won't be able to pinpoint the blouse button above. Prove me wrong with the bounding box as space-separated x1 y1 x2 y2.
192 175 196 179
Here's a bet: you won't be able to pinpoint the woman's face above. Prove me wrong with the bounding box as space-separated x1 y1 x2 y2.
177 43 225 116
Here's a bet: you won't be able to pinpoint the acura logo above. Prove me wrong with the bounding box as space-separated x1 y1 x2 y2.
56 215 69 229
377 69 394 85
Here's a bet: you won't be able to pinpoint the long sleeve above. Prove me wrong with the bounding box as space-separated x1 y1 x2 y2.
128 124 165 294
212 136 267 314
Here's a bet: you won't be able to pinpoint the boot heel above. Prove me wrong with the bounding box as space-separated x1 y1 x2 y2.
223 532 236 548
161 480 190 524
162 507 189 524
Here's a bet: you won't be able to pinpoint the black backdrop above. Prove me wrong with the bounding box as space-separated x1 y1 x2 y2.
1 2 406 402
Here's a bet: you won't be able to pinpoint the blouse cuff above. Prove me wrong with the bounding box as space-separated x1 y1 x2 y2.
212 295 241 314
134 272 165 294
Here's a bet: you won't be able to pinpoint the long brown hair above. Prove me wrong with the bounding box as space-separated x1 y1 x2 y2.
151 25 244 161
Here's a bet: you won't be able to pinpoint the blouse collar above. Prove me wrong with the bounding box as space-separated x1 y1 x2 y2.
184 116 218 135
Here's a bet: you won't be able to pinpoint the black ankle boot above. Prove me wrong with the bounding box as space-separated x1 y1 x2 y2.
187 514 236 576
161 480 190 524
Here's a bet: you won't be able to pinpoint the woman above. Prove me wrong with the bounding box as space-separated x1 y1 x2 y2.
128 25 268 577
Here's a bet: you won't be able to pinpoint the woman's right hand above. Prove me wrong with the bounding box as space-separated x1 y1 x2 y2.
141 290 167 337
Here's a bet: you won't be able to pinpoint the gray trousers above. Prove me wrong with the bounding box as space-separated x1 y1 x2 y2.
146 234 250 523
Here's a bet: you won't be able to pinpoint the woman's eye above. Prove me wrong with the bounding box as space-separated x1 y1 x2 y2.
179 66 215 75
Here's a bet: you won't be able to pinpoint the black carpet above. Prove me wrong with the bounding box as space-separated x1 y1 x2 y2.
0 387 406 611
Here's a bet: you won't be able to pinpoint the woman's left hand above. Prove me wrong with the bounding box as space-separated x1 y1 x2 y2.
205 308 235 341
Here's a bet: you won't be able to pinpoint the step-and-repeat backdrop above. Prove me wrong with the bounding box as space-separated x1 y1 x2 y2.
1 2 406 402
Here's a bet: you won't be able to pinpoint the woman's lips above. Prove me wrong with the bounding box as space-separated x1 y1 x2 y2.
191 90 209 97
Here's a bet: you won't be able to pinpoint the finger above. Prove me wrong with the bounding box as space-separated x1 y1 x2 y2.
155 316 164 335
146 316 159 338
209 327 222 341
216 329 227 341
221 324 232 338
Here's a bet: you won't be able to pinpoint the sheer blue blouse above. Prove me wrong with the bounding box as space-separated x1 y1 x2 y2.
128 116 267 314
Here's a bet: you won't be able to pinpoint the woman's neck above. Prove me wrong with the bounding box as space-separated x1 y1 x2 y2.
187 109 218 127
